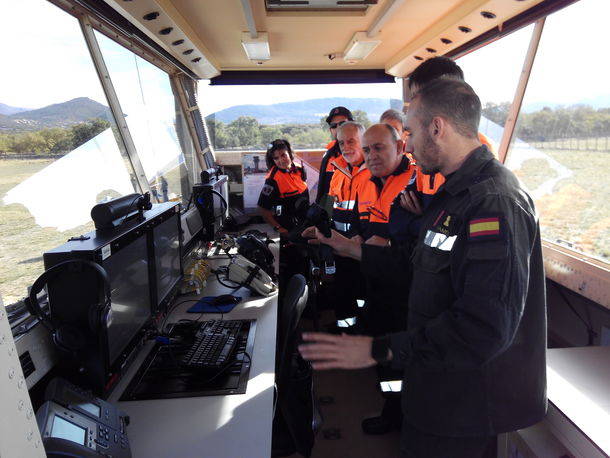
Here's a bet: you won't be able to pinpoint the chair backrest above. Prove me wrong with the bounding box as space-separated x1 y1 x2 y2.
276 274 308 381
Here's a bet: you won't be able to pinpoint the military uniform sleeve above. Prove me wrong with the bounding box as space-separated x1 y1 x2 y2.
388 194 538 371
257 178 280 210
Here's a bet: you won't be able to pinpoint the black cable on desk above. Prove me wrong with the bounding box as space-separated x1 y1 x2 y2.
161 299 199 331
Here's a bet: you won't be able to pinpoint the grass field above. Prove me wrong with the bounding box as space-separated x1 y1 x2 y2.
512 148 610 261
1 148 608 307
0 158 95 305
0 157 187 306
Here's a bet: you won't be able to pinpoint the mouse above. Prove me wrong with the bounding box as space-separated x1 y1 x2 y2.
212 294 240 306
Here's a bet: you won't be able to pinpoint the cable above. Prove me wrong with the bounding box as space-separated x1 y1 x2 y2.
211 189 228 215
182 192 194 212
160 299 199 331
553 282 597 346
116 194 145 230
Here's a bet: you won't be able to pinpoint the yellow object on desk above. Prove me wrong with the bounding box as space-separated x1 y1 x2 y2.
180 259 211 295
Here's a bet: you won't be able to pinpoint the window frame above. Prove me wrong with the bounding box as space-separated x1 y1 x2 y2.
437 0 610 307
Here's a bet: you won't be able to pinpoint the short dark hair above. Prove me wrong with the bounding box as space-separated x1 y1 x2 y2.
408 56 464 89
265 139 294 169
413 78 481 139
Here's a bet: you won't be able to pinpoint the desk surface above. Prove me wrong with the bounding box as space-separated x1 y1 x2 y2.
109 232 279 458
546 346 610 455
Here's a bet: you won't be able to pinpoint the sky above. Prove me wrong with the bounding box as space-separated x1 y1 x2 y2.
1 0 609 114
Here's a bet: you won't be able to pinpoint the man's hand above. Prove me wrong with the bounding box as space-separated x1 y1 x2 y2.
351 235 364 244
307 228 362 260
299 332 376 370
400 190 423 215
301 226 317 239
365 235 390 247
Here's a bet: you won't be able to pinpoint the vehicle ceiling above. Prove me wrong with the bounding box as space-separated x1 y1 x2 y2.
102 0 546 79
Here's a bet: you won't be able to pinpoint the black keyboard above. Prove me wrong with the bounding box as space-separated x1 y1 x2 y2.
181 320 243 370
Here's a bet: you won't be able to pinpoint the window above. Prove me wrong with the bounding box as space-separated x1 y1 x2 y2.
198 80 403 151
505 0 610 263
95 32 194 204
0 0 138 306
457 24 535 154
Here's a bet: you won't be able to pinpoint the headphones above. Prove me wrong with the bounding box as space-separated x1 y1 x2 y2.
25 259 111 355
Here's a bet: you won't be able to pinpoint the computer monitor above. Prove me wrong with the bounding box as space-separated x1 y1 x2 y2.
43 202 179 394
152 210 182 313
103 234 151 365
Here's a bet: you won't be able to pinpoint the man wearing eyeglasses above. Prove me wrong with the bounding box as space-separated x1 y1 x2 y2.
316 106 354 205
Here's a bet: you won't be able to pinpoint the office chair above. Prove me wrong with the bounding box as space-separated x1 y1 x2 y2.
276 274 308 381
273 274 321 457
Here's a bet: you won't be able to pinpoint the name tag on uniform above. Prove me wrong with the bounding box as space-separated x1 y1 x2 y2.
424 230 457 251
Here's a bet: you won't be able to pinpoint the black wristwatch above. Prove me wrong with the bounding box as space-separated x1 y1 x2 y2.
371 335 391 364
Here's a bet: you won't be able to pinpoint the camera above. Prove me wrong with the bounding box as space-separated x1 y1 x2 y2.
288 203 336 278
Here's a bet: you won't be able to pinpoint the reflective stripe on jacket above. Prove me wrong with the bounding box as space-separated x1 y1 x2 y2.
328 157 366 235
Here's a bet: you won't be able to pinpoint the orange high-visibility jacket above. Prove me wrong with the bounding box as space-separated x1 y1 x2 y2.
328 156 367 235
353 156 416 239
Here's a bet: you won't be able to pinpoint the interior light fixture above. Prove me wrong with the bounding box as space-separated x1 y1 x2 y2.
241 32 270 61
343 32 381 63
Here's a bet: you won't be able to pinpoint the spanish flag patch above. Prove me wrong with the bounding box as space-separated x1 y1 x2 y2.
469 217 501 239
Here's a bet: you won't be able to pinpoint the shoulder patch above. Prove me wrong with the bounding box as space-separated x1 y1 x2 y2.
261 184 274 196
469 216 501 241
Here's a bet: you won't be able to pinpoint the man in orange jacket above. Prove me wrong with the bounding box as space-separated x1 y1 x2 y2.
324 121 369 322
328 122 367 236
316 106 353 205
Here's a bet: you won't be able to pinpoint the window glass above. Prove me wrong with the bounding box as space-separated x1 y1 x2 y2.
0 0 138 307
505 0 610 263
95 32 194 204
199 80 403 151
457 23 535 154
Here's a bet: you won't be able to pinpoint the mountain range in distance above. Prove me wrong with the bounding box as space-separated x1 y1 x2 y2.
0 97 112 132
206 97 404 125
1 93 609 133
206 95 610 125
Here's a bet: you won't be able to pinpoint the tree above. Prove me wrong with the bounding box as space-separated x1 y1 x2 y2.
70 118 110 149
228 116 261 148
39 128 73 153
260 126 283 148
482 102 511 126
206 119 230 149
352 109 371 128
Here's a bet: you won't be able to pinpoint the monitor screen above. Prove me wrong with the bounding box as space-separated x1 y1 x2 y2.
154 213 181 307
51 415 87 445
104 234 151 364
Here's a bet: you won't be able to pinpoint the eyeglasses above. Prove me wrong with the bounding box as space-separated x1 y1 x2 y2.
329 121 346 129
366 205 389 222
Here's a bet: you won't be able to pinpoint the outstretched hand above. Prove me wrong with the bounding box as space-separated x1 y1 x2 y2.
303 228 362 260
299 332 376 370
